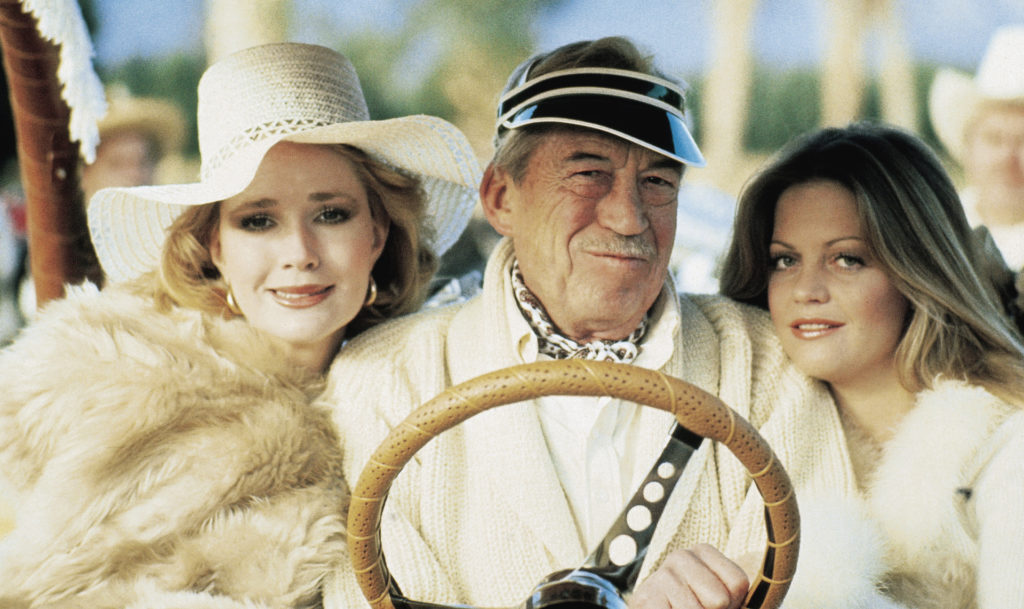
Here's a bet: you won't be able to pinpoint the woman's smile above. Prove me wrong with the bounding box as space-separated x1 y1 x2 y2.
789 318 844 339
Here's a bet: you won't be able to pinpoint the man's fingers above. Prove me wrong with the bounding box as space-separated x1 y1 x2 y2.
690 544 750 603
628 545 750 609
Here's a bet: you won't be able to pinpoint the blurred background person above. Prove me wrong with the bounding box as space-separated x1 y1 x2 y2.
79 84 186 203
16 85 186 318
929 24 1024 272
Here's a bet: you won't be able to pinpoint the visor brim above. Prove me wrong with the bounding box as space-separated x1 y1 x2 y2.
501 94 706 168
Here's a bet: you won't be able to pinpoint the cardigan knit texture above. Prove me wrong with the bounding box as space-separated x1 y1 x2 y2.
321 238 869 608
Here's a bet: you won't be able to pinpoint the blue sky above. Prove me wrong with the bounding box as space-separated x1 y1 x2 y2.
90 0 1024 75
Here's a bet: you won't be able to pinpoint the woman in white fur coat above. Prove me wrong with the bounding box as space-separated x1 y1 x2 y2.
721 122 1024 608
0 43 478 608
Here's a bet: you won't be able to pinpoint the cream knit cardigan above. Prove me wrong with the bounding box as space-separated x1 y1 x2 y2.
322 239 864 609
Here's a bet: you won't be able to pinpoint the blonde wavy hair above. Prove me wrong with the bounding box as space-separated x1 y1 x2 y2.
150 143 435 338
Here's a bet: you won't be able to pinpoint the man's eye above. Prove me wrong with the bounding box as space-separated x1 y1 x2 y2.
645 175 675 187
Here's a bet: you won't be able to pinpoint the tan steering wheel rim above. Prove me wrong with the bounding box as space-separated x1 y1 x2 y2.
347 360 800 609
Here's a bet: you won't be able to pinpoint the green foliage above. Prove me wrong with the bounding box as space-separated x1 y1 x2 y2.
743 64 821 152
914 63 943 153
684 61 945 156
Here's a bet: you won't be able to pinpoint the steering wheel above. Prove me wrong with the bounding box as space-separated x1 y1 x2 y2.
347 360 799 609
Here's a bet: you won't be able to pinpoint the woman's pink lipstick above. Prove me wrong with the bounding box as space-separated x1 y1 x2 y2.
270 285 334 308
790 318 843 339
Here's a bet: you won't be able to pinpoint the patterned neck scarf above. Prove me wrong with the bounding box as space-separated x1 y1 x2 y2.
510 260 648 364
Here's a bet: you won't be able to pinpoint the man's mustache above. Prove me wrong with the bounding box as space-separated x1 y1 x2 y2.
576 235 657 258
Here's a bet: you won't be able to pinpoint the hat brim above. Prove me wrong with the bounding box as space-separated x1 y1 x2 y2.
928 68 980 163
88 114 480 283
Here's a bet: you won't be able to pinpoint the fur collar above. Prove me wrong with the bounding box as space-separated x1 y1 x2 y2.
787 379 1013 609
867 378 1011 564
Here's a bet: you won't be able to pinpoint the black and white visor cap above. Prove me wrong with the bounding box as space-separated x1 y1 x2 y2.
497 67 706 168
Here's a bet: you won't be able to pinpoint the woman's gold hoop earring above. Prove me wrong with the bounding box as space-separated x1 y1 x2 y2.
364 277 378 308
225 287 243 316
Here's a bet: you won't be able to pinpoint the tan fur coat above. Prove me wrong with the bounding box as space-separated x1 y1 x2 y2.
0 285 348 608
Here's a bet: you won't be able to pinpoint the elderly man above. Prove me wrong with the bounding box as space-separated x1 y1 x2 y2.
323 38 856 609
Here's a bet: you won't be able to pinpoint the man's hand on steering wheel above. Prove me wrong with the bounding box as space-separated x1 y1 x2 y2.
628 545 751 609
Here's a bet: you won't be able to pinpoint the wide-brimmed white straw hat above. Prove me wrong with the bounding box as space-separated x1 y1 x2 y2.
929 25 1024 162
88 42 481 284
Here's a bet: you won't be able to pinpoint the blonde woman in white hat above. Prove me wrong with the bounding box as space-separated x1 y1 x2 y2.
929 25 1024 272
0 42 478 608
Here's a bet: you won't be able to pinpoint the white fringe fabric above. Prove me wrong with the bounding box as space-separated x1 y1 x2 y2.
21 0 106 163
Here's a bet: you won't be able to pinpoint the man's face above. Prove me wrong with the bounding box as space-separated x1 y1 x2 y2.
483 130 682 342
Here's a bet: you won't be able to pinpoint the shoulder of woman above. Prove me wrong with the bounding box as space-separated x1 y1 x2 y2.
882 379 1012 488
4 283 173 367
915 378 1016 424
973 410 1024 487
0 285 301 489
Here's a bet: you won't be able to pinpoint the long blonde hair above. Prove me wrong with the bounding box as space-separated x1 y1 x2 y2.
720 122 1024 405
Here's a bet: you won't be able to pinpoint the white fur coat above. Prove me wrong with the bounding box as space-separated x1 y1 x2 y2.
0 285 348 608
786 379 1024 609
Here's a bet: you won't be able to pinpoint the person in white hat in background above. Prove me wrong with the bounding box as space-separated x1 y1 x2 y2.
929 25 1024 274
0 41 478 608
